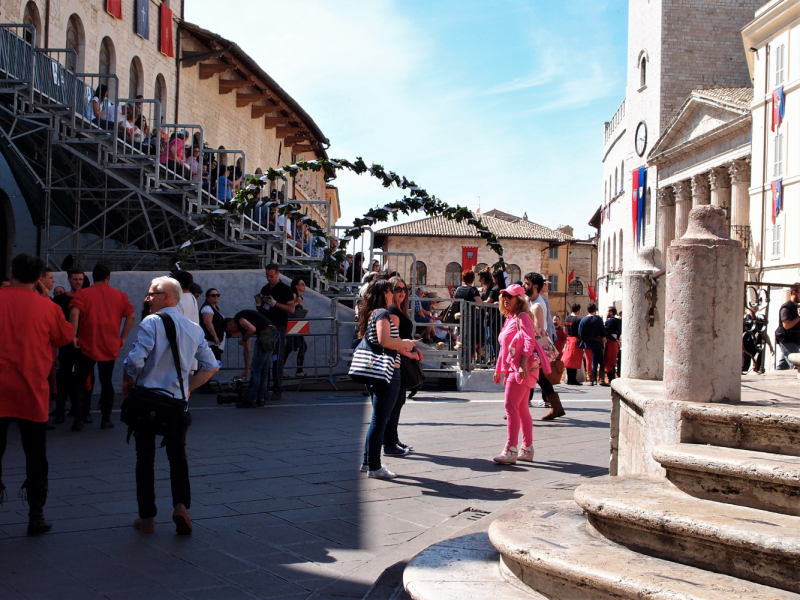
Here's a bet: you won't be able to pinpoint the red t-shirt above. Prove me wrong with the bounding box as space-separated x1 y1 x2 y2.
69 283 134 361
0 288 74 422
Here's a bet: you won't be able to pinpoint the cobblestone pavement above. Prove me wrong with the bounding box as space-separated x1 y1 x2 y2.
0 383 611 600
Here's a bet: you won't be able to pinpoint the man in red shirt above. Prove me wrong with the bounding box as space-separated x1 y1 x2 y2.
0 253 74 535
69 263 134 431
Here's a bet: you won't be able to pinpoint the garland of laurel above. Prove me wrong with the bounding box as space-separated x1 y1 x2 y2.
173 157 506 280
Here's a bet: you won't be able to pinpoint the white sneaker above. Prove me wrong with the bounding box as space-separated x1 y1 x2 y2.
368 466 397 479
359 463 368 473
493 446 518 464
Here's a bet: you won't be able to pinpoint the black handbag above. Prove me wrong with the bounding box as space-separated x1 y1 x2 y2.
120 312 188 439
439 300 460 324
400 355 425 391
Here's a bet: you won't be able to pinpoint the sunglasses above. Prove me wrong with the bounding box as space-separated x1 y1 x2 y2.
208 294 220 298
394 287 407 292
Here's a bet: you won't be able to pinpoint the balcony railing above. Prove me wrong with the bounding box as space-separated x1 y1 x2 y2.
604 99 625 144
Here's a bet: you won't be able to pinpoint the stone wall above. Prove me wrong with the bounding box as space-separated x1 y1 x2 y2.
383 236 549 289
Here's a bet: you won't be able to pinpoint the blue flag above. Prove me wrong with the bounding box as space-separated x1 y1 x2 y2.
637 168 646 246
136 0 149 39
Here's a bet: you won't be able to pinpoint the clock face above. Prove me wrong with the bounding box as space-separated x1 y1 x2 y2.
635 121 647 157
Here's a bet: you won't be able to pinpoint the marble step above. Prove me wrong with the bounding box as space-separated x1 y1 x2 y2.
575 475 800 593
403 532 547 600
488 500 798 600
654 443 800 515
681 403 800 456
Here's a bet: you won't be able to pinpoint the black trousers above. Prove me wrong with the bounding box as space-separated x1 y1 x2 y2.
0 418 48 518
55 344 78 415
530 369 555 400
71 351 115 417
134 417 191 519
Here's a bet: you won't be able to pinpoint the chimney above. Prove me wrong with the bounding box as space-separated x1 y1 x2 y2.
558 224 574 237
523 212 528 221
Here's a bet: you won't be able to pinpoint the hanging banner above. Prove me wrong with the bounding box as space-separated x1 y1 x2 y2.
160 3 175 58
772 87 785 132
135 0 150 39
106 0 122 19
631 168 640 246
637 168 647 247
772 179 783 223
462 247 478 273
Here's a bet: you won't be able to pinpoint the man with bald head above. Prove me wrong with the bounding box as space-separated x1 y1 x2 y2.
123 276 218 535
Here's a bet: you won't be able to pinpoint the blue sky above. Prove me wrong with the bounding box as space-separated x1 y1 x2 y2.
185 0 629 239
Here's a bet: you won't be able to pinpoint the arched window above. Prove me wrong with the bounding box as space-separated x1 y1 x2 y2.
65 15 83 71
99 37 114 75
129 57 142 98
416 261 427 286
640 57 647 87
619 230 624 270
612 233 617 271
507 264 521 283
445 262 462 287
568 279 584 296
621 160 625 191
614 168 618 195
23 2 41 46
154 74 166 121
475 262 487 273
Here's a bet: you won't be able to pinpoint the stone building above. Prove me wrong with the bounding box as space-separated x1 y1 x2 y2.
595 0 763 315
0 0 336 273
542 224 598 319
374 210 595 308
743 0 800 369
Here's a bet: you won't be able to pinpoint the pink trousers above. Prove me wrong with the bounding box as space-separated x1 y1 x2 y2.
505 378 533 449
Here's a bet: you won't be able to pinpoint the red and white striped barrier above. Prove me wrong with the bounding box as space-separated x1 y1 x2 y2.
287 320 310 335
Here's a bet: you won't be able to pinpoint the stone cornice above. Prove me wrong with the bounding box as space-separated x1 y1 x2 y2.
647 115 750 169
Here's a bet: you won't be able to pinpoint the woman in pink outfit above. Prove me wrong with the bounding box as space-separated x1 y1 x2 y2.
492 284 548 464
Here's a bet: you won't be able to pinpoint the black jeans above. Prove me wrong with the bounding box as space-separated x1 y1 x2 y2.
0 418 48 518
383 383 407 450
71 351 115 417
363 370 401 471
55 344 78 415
134 416 191 519
530 369 555 401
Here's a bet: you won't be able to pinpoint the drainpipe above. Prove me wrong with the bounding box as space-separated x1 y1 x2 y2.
44 0 50 47
174 17 182 123
758 44 770 282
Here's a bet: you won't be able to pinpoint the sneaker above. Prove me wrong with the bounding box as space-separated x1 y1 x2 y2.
384 445 410 456
517 445 534 462
172 503 193 535
134 517 155 533
493 446 518 465
100 418 115 429
270 389 283 401
359 463 368 473
397 441 414 451
368 466 397 479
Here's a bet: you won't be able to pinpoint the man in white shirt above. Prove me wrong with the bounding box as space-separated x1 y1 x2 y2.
122 276 217 535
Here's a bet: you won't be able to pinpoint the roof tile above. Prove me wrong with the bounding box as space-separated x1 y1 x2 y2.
375 214 572 242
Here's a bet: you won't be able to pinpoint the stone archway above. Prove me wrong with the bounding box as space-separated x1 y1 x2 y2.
0 189 15 277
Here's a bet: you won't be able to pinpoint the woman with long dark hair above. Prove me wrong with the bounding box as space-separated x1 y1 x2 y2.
283 276 308 378
384 276 423 457
358 280 416 479
200 288 225 361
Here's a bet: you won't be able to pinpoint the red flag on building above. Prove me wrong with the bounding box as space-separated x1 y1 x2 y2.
462 247 478 272
567 269 575 284
160 3 175 58
106 0 122 19
587 284 596 301
772 87 785 132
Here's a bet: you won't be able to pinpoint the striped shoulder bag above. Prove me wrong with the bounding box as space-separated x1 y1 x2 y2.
349 312 395 385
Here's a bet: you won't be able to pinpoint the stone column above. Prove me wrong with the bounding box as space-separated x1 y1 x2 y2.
656 187 675 257
673 180 692 239
729 158 752 247
664 206 746 402
709 167 732 235
691 173 710 207
621 246 665 380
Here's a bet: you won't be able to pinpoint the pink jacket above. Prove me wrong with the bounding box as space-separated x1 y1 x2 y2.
495 312 550 388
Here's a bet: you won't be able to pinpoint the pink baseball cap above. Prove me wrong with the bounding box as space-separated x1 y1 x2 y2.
500 283 526 297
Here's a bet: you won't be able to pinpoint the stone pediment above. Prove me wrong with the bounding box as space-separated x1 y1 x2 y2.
648 88 752 165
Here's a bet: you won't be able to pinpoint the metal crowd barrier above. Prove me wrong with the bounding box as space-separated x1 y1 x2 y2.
114 97 161 163
33 48 77 115
0 24 35 100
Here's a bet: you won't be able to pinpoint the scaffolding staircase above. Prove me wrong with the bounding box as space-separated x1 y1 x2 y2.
0 24 332 280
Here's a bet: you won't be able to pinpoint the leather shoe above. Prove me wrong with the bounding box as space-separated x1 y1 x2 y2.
70 415 83 432
172 504 192 535
134 517 155 533
27 519 52 536
53 413 65 425
82 413 93 425
100 418 114 429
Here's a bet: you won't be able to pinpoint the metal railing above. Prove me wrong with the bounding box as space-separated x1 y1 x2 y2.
743 281 788 371
114 97 161 162
33 48 78 114
0 24 35 99
332 225 374 290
